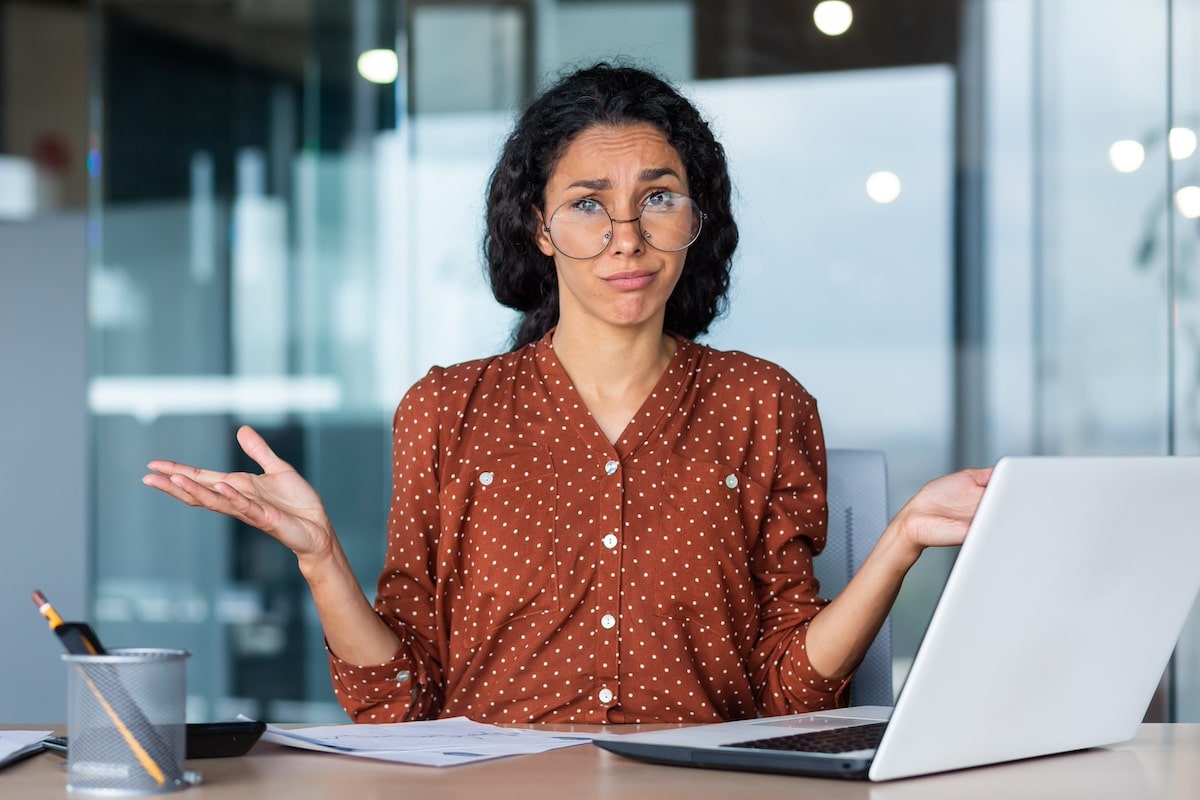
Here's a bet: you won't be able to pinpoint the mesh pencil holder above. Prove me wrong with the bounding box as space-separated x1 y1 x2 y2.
62 648 191 796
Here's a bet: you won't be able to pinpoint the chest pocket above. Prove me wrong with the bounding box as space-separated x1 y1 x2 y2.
649 455 768 636
439 449 560 646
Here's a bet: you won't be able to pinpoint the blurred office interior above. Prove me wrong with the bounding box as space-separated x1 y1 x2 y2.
1 0 1198 723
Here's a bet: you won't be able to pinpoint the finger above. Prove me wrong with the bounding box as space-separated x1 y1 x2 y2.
146 459 232 489
236 425 293 474
170 472 229 504
962 466 993 487
144 473 247 521
212 481 275 531
174 474 278 532
951 467 993 513
142 473 208 507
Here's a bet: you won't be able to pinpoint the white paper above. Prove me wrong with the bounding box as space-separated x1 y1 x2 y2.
257 717 591 767
0 730 53 769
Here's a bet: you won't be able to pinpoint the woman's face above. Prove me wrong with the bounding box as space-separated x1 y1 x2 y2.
535 123 691 337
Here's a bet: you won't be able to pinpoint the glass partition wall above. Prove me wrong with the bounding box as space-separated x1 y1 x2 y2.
85 0 1199 722
1169 0 1200 723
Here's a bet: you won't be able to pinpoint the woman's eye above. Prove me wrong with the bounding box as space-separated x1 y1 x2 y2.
571 198 604 214
644 191 680 208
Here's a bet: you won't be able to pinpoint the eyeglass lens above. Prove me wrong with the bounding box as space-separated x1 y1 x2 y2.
547 194 702 259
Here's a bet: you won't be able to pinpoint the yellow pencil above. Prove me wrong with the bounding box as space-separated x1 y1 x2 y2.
31 590 169 787
78 670 167 786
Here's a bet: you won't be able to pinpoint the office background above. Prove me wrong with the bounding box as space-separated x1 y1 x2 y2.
1 0 1197 724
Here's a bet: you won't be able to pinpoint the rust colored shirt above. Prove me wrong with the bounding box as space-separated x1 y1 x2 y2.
328 332 848 723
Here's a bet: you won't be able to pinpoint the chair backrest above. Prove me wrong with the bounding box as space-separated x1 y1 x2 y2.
814 448 893 707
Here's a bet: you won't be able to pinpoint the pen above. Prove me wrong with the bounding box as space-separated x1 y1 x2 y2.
42 736 68 755
31 590 172 788
32 590 106 655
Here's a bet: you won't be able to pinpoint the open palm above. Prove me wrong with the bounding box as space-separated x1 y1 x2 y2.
143 425 332 558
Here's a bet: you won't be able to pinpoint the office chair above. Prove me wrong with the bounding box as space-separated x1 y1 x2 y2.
815 448 893 707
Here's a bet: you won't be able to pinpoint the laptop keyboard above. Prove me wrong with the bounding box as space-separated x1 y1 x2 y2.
725 721 887 754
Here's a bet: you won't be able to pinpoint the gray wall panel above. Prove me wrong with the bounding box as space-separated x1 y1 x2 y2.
0 212 88 723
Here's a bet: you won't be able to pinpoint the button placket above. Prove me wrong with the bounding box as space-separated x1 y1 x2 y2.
594 455 622 714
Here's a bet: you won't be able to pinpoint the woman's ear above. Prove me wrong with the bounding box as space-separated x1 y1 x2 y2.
533 208 556 257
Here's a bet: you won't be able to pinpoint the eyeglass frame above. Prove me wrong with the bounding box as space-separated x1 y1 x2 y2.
540 194 707 260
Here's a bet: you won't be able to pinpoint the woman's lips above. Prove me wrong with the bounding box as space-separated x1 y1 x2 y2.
603 270 655 290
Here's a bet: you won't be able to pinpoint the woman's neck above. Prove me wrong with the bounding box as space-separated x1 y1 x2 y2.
551 320 677 444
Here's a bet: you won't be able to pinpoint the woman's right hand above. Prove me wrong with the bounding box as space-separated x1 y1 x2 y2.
147 425 403 667
142 424 334 562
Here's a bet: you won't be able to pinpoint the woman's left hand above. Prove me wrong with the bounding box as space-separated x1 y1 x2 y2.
805 465 993 680
893 467 993 554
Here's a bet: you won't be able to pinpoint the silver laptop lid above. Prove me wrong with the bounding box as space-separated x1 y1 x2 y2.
871 456 1200 780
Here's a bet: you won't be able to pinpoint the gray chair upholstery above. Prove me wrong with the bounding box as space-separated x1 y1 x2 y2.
813 449 893 707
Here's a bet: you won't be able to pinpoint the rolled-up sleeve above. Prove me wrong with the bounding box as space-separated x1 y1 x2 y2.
748 392 853 715
327 368 448 722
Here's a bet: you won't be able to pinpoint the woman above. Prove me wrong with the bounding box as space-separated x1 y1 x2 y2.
144 63 990 724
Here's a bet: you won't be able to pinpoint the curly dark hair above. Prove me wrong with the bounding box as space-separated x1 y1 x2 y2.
484 62 740 350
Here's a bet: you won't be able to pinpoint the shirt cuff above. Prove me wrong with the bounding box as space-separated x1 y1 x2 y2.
326 638 417 706
784 640 854 708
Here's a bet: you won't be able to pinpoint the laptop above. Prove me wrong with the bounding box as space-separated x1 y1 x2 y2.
594 456 1200 781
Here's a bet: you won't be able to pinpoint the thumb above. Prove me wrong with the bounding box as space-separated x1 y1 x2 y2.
236 425 293 473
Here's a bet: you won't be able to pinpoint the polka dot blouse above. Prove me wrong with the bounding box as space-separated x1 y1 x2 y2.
328 331 849 724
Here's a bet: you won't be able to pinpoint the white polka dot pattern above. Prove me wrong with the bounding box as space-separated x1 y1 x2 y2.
327 332 848 724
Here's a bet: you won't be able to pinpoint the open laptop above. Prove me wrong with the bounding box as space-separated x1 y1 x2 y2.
594 456 1200 781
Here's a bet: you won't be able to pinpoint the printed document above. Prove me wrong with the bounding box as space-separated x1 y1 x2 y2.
0 730 53 770
258 717 590 767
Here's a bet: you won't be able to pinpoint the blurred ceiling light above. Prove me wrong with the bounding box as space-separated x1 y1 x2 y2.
813 1 854 36
0 155 37 220
1169 127 1197 160
1176 185 1200 219
1108 139 1145 173
866 171 901 204
357 49 399 84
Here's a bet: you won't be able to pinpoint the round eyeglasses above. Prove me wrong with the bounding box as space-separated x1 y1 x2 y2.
543 192 705 260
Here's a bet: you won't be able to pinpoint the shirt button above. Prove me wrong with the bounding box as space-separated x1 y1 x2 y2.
602 533 618 549
724 473 739 489
479 471 494 486
604 460 619 475
600 613 616 630
598 688 614 704
396 670 411 684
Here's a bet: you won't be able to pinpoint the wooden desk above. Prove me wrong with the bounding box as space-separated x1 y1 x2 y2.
4 724 1197 799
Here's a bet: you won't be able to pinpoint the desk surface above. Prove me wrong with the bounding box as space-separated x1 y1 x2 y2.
4 724 1198 799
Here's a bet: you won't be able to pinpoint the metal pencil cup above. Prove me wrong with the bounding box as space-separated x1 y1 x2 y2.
63 648 191 796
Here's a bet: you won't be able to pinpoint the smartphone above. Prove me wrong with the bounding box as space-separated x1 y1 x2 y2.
45 720 267 760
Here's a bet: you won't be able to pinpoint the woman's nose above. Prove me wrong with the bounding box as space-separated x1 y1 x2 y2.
607 214 645 255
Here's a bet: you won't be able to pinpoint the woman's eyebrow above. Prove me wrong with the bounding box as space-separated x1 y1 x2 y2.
564 168 682 192
639 166 681 182
565 177 611 191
